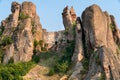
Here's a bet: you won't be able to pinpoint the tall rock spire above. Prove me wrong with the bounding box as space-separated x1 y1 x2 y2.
70 6 77 23
62 6 77 41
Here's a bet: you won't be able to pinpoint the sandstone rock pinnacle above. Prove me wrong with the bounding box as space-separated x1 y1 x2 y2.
62 6 77 41
0 1 43 64
82 4 120 80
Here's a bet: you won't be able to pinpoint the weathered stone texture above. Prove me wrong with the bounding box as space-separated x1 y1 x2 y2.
62 6 77 41
0 1 43 64
82 4 120 80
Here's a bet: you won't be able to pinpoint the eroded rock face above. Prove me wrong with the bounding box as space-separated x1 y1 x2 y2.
72 17 84 62
70 7 77 23
62 6 72 30
43 30 67 51
62 6 77 41
21 2 36 18
32 15 43 41
21 2 43 41
84 46 120 80
82 4 107 50
69 17 84 80
2 2 20 36
0 1 43 64
110 15 120 45
66 4 120 80
81 4 120 79
13 18 33 62
11 2 20 27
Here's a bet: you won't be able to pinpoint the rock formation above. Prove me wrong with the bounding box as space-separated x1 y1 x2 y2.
61 4 120 80
67 4 120 80
82 4 120 80
21 2 43 41
69 17 84 80
0 1 120 80
62 6 77 41
0 1 43 64
0 1 67 64
43 30 67 51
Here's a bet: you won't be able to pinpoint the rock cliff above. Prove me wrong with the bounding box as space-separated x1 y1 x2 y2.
82 5 120 80
68 4 120 80
0 1 42 64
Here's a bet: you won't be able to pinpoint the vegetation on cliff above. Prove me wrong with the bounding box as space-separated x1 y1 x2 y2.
0 36 13 46
0 26 4 36
19 12 29 20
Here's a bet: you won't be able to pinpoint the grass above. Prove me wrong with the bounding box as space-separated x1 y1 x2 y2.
38 52 60 67
0 61 36 80
46 40 75 75
32 51 63 78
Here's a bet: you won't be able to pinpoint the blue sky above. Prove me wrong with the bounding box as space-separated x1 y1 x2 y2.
0 0 120 31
